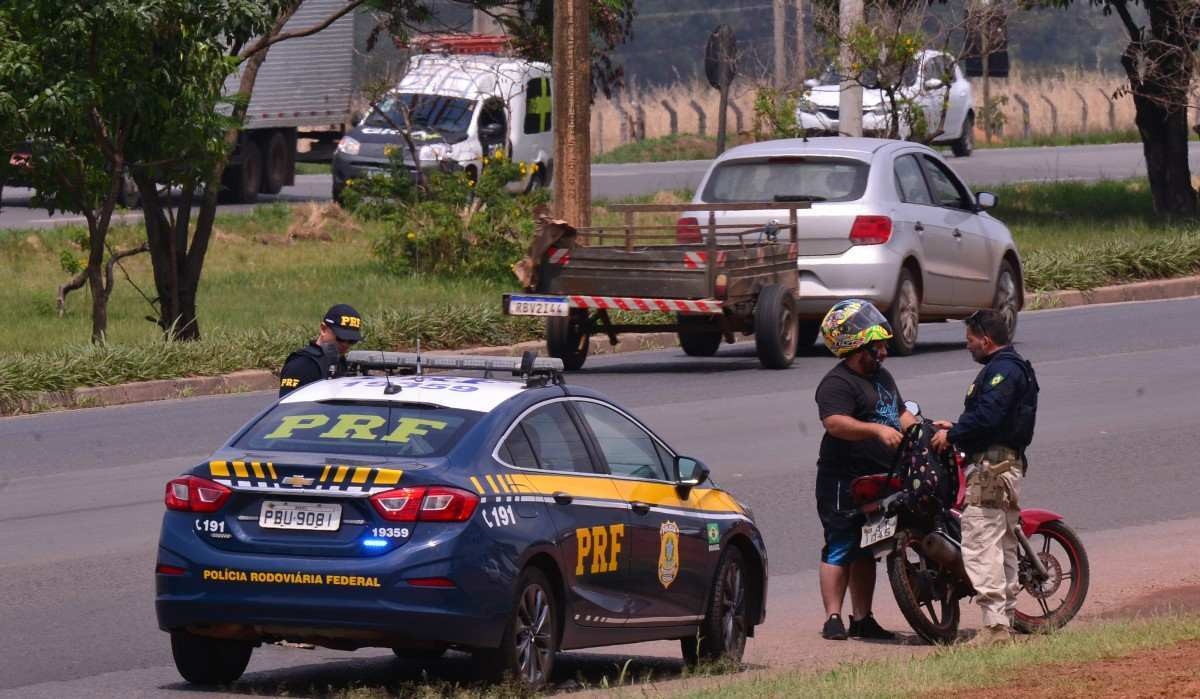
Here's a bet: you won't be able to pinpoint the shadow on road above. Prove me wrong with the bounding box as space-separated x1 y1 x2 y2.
158 649 753 696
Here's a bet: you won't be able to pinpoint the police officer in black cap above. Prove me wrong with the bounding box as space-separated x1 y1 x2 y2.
279 304 363 396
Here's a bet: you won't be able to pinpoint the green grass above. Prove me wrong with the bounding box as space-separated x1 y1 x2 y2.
4 179 1200 402
594 133 758 164
974 128 1145 150
680 614 1200 698
296 162 332 175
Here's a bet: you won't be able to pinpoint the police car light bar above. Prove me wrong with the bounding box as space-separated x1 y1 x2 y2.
346 350 564 378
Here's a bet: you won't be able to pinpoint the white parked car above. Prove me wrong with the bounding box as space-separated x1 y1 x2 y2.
796 50 975 157
678 137 1022 354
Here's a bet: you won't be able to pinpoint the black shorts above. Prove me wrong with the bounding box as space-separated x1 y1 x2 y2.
815 473 873 566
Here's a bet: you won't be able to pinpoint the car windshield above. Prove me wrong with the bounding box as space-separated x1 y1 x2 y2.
365 93 475 133
234 402 481 458
702 157 869 203
817 64 917 88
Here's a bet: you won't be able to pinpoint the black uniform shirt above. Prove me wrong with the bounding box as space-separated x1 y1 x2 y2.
278 342 347 396
947 345 1038 454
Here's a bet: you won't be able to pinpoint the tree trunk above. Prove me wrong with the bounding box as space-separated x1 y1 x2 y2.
1135 94 1196 217
87 264 107 343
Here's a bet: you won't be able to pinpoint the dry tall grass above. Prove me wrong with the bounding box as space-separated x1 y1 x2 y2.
590 69 1138 153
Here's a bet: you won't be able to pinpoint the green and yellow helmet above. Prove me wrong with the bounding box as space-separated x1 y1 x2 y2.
820 299 893 357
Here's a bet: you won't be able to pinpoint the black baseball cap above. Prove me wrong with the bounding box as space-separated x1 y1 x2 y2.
323 304 363 342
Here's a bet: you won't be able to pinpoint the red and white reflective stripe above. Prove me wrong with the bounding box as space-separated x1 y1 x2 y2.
682 251 727 268
568 295 723 314
546 246 571 265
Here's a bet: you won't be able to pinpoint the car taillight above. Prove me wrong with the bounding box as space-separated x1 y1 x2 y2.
676 216 701 243
371 486 479 523
164 475 231 513
849 215 892 245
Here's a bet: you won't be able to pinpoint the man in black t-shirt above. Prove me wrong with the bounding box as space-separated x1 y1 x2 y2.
813 299 916 641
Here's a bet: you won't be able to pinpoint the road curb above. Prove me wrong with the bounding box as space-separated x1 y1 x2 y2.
8 333 680 415
9 275 1200 416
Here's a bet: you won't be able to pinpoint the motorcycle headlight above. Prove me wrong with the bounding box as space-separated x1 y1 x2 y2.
336 136 360 156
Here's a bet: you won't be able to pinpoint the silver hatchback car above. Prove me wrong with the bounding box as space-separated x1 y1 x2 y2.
680 137 1023 354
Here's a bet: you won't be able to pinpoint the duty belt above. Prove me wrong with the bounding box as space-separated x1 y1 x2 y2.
965 445 1023 509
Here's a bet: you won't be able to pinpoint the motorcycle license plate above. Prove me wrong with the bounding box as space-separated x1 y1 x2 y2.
860 515 898 547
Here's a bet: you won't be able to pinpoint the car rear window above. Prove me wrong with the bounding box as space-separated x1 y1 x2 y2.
701 157 869 203
234 402 481 458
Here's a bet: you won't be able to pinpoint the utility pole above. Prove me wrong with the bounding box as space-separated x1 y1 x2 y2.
838 0 863 137
774 0 787 88
794 0 807 81
553 0 591 227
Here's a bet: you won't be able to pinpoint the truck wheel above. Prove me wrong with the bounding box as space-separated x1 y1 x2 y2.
222 140 261 204
170 630 253 685
260 132 289 195
546 309 589 370
473 567 558 688
677 313 722 357
754 284 798 369
888 268 920 356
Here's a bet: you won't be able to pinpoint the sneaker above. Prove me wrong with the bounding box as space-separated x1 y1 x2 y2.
849 614 896 640
963 624 1012 647
821 614 848 640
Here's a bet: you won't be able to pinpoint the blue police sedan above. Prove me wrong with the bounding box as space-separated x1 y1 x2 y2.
156 352 768 687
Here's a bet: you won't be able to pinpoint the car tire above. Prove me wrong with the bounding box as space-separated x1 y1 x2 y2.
681 545 749 667
261 131 289 195
677 313 722 357
546 308 589 370
170 630 253 685
473 567 558 688
951 112 974 158
993 259 1020 340
754 284 799 369
888 268 920 356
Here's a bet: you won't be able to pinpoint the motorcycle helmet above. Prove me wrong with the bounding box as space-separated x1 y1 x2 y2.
820 299 893 357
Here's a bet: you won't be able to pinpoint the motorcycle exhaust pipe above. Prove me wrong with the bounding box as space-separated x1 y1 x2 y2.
921 530 963 569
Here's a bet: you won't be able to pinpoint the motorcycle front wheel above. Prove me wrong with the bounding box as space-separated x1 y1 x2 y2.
1013 520 1090 633
887 537 961 644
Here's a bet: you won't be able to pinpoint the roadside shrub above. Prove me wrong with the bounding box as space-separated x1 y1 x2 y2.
345 150 549 282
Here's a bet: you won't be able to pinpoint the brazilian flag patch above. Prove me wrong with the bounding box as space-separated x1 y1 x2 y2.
990 374 1005 387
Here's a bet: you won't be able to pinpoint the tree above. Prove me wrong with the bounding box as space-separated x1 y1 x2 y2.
0 1 248 342
1044 0 1199 217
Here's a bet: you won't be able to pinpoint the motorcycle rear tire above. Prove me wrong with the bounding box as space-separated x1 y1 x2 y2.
1013 520 1090 633
888 540 961 645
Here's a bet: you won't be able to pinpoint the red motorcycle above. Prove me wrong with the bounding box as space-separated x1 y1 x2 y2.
850 403 1090 644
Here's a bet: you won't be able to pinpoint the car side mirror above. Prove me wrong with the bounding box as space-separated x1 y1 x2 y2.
923 77 945 91
351 110 368 127
675 456 710 495
976 191 998 210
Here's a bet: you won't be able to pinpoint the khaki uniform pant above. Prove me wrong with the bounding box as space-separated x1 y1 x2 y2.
961 469 1023 628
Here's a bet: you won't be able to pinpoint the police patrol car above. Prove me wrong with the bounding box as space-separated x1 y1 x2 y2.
156 352 767 687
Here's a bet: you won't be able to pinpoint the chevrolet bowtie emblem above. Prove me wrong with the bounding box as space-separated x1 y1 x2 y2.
282 475 315 487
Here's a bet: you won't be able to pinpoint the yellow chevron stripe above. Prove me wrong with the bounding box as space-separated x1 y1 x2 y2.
266 462 277 480
333 465 349 483
232 461 249 478
209 461 230 478
351 467 371 484
484 475 501 494
374 468 402 486
320 465 331 483
516 473 739 514
496 475 511 493
469 476 486 494
251 462 265 479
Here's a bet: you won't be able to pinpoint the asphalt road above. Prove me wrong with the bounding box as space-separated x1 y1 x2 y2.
2 296 1199 695
5 142 1200 229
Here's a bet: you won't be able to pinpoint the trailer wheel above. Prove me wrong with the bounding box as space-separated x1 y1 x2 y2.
547 309 589 370
221 140 261 204
754 284 799 369
677 313 722 357
260 131 289 195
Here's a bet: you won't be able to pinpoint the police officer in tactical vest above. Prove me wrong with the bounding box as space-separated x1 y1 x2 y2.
278 304 363 397
931 309 1038 646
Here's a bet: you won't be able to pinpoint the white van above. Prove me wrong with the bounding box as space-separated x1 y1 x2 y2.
332 53 552 200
